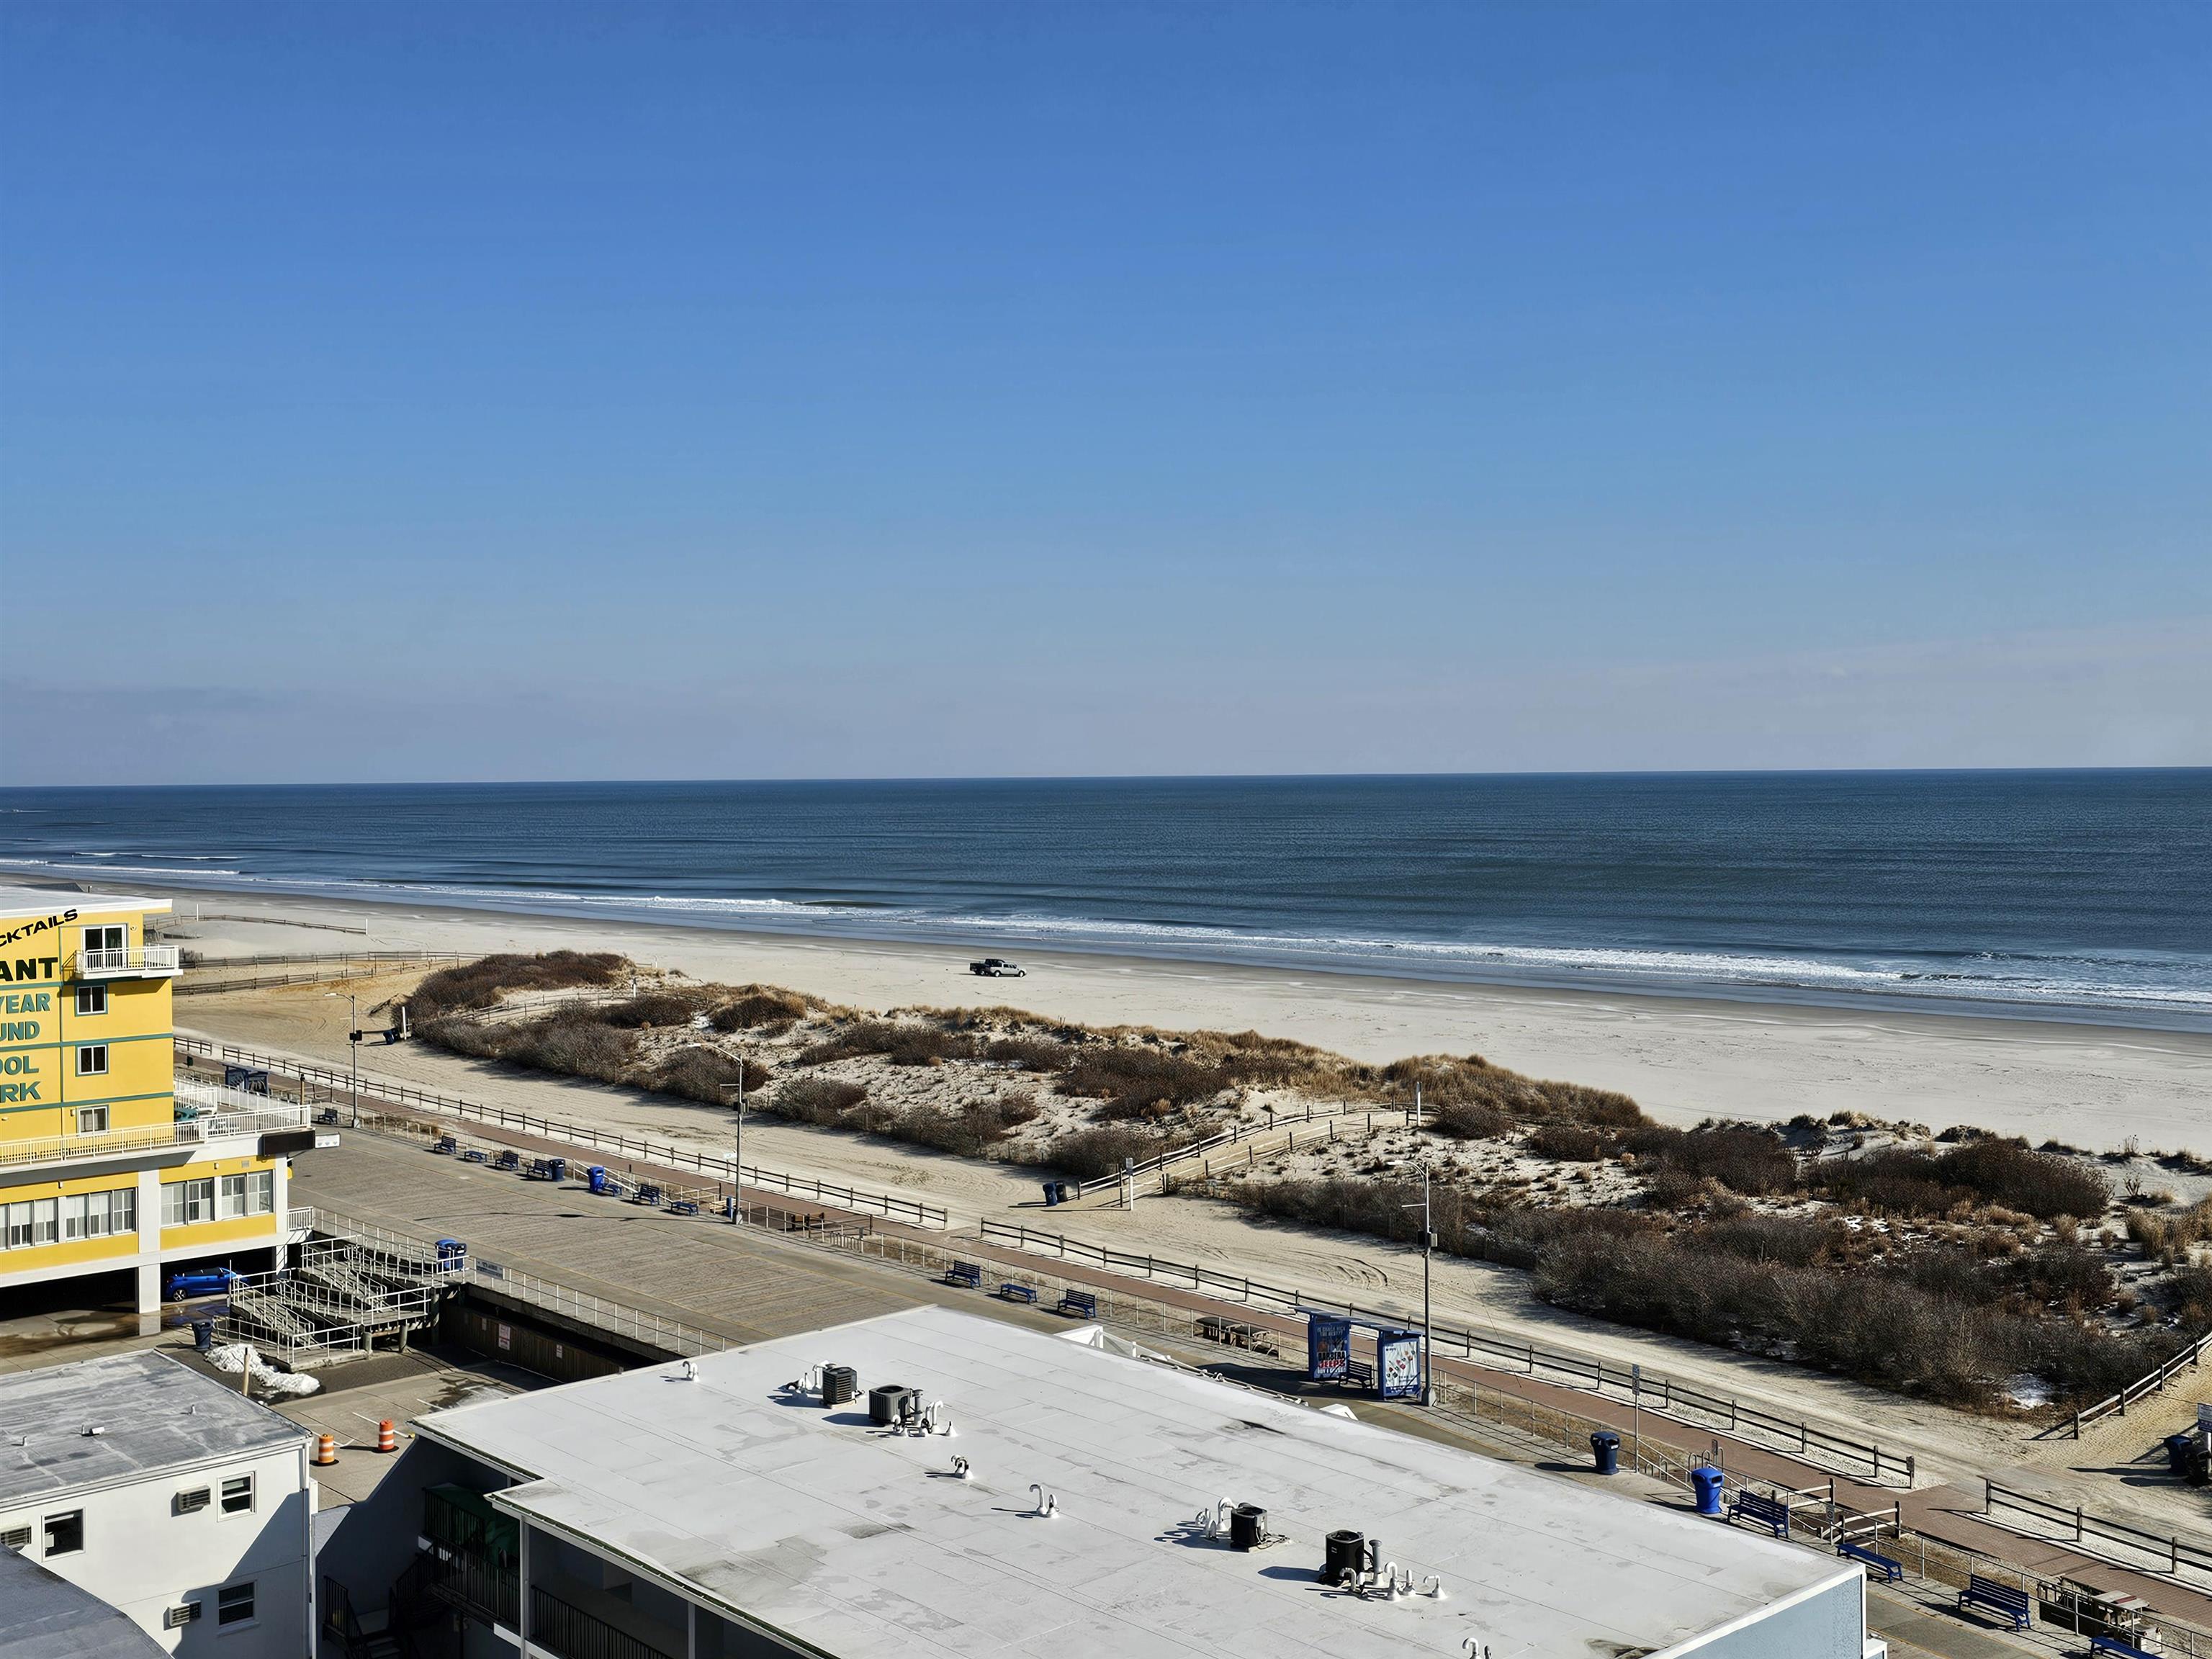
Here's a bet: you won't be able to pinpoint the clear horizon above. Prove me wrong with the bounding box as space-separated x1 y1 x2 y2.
3 3 2207 786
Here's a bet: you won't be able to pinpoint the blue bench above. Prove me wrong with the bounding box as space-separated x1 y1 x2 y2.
946 1262 982 1289
634 1184 662 1205
1342 1360 1374 1390
998 1282 1038 1304
460 1146 489 1164
1957 1575 2030 1632
667 1199 700 1216
1058 1289 1097 1319
494 1149 521 1172
432 1135 458 1155
2091 1637 2156 1659
1837 1540 1902 1582
1728 1491 1791 1539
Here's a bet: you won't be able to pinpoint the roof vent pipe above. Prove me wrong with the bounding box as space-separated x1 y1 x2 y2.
1028 1484 1057 1518
950 1456 971 1480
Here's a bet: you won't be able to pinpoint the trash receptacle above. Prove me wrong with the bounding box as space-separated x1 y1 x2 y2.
1590 1431 1620 1475
588 1164 609 1195
547 1156 566 1182
190 1319 215 1354
2188 1445 2211 1488
1691 1465 1724 1516
1041 1181 1061 1206
1053 1181 1071 1204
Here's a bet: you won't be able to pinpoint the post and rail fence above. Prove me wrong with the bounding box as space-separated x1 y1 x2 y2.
979 1217 1917 1487
171 1035 948 1228
2049 1328 2212 1439
1982 1478 2212 1581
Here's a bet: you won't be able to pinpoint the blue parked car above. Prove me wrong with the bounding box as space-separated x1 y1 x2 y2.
166 1267 238 1301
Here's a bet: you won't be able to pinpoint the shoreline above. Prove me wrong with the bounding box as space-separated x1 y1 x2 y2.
70 874 2212 1154
5 855 2207 1035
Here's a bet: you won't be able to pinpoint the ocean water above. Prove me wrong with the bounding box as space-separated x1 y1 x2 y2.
2 773 2208 1028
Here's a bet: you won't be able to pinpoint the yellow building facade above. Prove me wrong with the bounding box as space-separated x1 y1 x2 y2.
0 887 307 1326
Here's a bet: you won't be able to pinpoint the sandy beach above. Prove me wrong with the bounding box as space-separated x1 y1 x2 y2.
133 879 2212 1155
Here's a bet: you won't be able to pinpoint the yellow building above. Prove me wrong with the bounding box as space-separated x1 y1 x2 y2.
0 886 311 1328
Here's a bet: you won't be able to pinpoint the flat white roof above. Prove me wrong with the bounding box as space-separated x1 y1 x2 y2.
417 1307 1853 1659
0 1353 307 1509
0 885 170 922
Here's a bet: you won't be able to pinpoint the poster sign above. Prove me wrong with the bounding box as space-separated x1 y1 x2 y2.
1377 1329 1424 1400
1307 1314 1352 1382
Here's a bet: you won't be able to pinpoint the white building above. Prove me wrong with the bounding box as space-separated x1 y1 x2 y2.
326 1305 1874 1659
0 1351 315 1659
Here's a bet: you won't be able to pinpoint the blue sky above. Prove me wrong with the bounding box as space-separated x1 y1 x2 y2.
2 2 2206 783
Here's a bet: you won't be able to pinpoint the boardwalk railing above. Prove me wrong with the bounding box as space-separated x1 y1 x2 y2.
2051 1329 2212 1439
172 1036 948 1228
980 1218 1917 1487
1984 1479 2212 1579
310 1206 732 1359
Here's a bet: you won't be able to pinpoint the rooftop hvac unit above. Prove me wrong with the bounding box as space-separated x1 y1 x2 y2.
868 1384 913 1426
822 1364 858 1406
165 1603 202 1629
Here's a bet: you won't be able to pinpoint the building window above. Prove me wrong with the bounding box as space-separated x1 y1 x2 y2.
76 984 107 1017
59 1188 134 1243
163 1178 215 1228
82 924 125 955
76 1044 109 1077
216 1583 254 1627
43 1511 83 1555
220 1475 253 1515
28 1200 58 1248
76 1105 109 1136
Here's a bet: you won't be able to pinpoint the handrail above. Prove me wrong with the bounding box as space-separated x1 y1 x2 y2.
2054 1329 2212 1439
0 1088 307 1172
311 1205 729 1359
1070 1100 1397 1198
172 1036 949 1228
74 944 181 976
979 1217 1917 1487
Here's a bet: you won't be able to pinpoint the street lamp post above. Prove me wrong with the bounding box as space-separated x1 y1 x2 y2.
1399 1079 1434 1407
324 992 361 1127
724 1059 746 1226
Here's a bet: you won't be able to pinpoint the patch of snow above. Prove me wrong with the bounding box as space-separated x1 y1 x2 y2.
2006 1373 2055 1410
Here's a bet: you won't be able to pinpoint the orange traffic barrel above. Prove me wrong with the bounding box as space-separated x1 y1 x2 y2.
375 1419 397 1454
313 1434 338 1466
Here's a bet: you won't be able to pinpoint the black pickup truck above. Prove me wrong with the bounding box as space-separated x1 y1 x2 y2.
968 957 1026 977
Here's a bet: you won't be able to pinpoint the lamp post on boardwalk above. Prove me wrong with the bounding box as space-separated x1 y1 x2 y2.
721 1058 747 1226
1398 1079 1434 1407
324 993 361 1127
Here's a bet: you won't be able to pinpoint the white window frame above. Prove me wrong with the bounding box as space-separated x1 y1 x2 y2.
219 1474 254 1516
3 1202 30 1250
215 1580 256 1628
75 1105 109 1136
76 1044 108 1077
81 924 125 954
217 1174 249 1220
42 1510 83 1556
163 1177 215 1228
29 1199 58 1248
75 984 107 1017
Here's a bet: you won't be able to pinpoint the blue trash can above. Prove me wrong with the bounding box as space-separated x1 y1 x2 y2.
1691 1465 1725 1516
190 1319 215 1354
1590 1431 1621 1475
1053 1181 1071 1204
588 1164 609 1195
547 1156 567 1183
1041 1182 1061 1206
2165 1432 2196 1474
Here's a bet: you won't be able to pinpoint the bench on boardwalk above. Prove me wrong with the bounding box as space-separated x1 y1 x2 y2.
634 1184 662 1206
1957 1575 2031 1632
459 1146 489 1164
998 1281 1038 1305
945 1262 982 1289
431 1135 458 1155
667 1199 700 1216
1057 1289 1097 1320
493 1149 521 1172
1727 1491 1791 1539
1341 1360 1374 1390
2090 1636 2156 1659
1836 1540 1902 1583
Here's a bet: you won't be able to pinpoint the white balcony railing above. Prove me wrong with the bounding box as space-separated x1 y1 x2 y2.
0 1086 309 1174
74 944 181 979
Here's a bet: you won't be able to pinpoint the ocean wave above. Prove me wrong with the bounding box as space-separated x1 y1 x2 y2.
2 856 2203 1018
